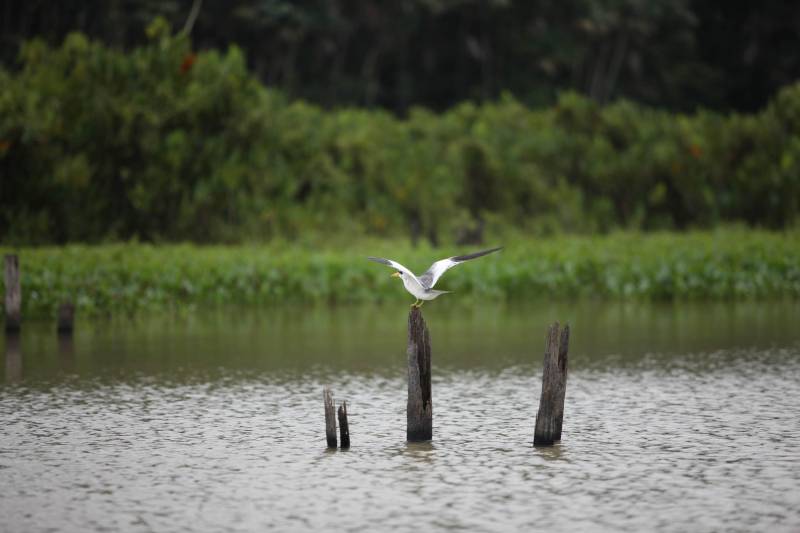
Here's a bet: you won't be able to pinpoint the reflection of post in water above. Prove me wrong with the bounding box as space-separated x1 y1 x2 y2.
57 301 76 373
58 330 75 372
5 333 22 383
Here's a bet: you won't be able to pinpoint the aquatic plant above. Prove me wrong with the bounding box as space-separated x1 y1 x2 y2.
2 230 798 318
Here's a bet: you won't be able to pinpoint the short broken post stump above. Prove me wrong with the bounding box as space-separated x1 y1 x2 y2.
338 401 350 449
323 387 337 448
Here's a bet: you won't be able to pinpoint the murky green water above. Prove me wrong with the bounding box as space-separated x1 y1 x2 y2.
2 302 799 532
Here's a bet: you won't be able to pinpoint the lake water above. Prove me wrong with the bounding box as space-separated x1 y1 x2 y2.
2 302 799 532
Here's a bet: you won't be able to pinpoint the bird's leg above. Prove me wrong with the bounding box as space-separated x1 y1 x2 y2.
417 300 425 308
411 299 421 308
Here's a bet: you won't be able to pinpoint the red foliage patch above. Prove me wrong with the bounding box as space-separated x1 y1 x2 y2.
180 53 197 74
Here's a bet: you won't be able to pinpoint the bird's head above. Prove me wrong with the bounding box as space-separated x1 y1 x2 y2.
391 271 402 279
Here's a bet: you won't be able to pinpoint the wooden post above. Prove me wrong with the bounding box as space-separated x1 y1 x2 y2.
534 322 570 446
554 325 570 441
337 401 350 449
57 301 75 335
4 255 21 333
407 307 432 441
323 387 337 448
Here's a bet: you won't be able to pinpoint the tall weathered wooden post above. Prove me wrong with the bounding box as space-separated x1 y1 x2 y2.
553 325 570 440
407 307 432 441
534 322 570 446
4 255 21 333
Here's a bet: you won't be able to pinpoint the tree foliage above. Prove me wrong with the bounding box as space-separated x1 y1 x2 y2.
1 1 799 113
1 25 799 244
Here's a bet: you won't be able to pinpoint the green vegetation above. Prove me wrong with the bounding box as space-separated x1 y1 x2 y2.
4 2 799 114
2 23 800 245
3 231 798 318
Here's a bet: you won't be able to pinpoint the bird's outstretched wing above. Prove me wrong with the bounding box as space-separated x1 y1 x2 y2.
418 247 503 289
367 257 425 290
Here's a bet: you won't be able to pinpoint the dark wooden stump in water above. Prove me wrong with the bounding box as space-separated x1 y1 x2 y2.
323 387 337 448
407 307 432 441
4 255 21 333
57 301 75 335
534 322 570 446
337 401 350 449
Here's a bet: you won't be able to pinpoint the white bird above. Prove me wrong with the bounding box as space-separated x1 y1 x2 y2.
368 247 502 307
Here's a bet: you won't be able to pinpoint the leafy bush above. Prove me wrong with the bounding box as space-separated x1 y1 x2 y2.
0 19 275 243
1 22 800 245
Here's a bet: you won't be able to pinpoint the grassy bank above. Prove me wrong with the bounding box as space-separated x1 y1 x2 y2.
2 230 798 318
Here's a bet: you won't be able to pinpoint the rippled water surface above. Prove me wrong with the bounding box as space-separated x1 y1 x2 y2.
2 302 799 532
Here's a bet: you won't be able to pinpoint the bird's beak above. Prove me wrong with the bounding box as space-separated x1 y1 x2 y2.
391 272 401 278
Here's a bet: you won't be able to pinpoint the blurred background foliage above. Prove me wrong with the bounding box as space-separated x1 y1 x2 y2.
2 0 799 113
0 3 799 246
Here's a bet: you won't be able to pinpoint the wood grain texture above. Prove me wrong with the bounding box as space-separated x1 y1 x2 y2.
534 322 570 446
407 307 432 441
338 401 350 449
323 387 337 448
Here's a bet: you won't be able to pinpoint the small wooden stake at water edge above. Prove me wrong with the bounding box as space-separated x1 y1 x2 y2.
57 301 75 335
534 322 570 446
407 307 432 442
338 401 350 449
4 255 21 333
323 387 337 448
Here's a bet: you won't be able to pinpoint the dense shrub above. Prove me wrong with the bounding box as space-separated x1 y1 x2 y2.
0 20 278 243
1 22 799 244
